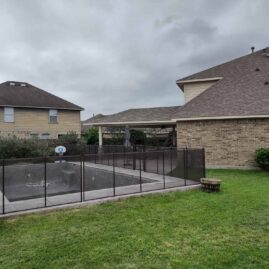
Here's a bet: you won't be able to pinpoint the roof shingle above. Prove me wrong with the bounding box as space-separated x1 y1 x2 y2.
0 81 83 110
84 106 181 125
173 48 269 119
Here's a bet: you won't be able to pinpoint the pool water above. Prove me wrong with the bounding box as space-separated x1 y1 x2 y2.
3 162 154 201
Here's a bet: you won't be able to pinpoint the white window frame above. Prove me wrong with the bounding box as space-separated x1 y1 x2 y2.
41 133 50 140
30 133 39 140
4 107 14 123
49 109 58 124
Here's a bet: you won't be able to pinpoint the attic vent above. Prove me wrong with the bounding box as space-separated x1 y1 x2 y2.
265 81 269 85
9 82 16 86
255 68 260 71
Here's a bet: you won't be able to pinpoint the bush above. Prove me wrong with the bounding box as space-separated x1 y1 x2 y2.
0 137 54 159
255 148 269 171
130 129 146 145
84 128 99 145
58 131 79 145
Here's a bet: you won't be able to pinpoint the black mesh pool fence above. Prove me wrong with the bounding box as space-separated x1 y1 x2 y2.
0 148 205 215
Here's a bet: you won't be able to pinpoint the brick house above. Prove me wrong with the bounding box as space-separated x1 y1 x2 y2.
83 47 269 168
0 81 83 139
174 48 269 168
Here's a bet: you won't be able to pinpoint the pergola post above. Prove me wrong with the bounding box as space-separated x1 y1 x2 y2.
98 126 103 152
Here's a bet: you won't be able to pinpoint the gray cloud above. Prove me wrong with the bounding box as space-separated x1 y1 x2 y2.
0 0 268 120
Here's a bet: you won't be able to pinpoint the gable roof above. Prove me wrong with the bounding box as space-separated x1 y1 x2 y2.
0 81 83 111
173 48 269 120
83 114 106 124
83 106 181 126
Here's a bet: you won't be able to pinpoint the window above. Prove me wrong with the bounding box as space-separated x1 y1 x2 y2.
30 133 38 139
41 133 50 140
49 109 58 123
4 107 14 122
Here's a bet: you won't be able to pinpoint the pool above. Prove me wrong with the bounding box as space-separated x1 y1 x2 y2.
3 162 155 202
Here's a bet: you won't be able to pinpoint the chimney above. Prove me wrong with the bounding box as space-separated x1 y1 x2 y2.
251 46 255 53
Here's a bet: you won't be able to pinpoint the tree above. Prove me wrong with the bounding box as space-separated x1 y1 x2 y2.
84 128 99 145
58 131 79 144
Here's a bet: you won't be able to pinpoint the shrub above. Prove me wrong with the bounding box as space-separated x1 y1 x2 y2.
0 137 54 159
84 128 99 145
255 148 269 171
58 131 79 145
130 129 146 145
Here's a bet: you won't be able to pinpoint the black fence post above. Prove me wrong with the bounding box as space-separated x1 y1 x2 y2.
143 147 146 172
183 148 188 186
139 153 142 192
170 148 173 176
133 151 136 170
80 155 83 202
44 157 47 207
113 153 116 196
162 151 165 189
202 148 206 178
157 151 159 174
2 159 5 214
123 147 126 168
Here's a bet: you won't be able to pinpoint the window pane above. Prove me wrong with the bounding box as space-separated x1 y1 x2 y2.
4 107 14 122
30 134 38 139
49 109 57 123
41 133 50 139
49 109 57 116
50 116 57 123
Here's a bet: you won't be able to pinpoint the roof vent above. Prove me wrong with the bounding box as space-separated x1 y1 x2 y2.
265 81 269 85
255 68 260 71
251 46 255 53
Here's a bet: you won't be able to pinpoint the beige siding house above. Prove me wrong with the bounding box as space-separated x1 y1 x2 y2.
0 81 83 139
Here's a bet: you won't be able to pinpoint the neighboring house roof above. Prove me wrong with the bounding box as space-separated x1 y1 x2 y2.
83 106 181 126
81 114 106 132
173 48 269 120
0 81 83 110
83 114 106 124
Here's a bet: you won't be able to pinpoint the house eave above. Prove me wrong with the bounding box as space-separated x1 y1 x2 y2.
176 77 223 91
173 115 269 122
0 105 84 111
83 120 177 127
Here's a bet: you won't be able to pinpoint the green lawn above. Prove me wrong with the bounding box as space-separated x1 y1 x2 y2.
0 169 269 269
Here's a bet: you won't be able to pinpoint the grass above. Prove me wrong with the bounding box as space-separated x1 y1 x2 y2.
0 169 269 269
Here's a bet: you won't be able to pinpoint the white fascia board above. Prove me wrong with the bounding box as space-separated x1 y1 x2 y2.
83 120 177 126
173 115 269 122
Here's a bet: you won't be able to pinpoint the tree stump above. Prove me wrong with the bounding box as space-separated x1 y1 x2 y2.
200 178 222 192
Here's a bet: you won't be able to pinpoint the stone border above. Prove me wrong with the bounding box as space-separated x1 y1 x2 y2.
0 184 200 219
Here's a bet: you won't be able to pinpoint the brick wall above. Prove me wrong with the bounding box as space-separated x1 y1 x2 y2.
177 118 269 167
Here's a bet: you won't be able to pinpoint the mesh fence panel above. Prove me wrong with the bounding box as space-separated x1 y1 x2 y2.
3 158 45 213
45 156 81 207
0 148 204 214
186 149 205 182
0 161 3 214
83 154 114 200
164 150 186 188
114 166 140 196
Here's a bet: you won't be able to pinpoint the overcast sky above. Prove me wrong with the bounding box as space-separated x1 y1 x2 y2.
0 0 268 120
